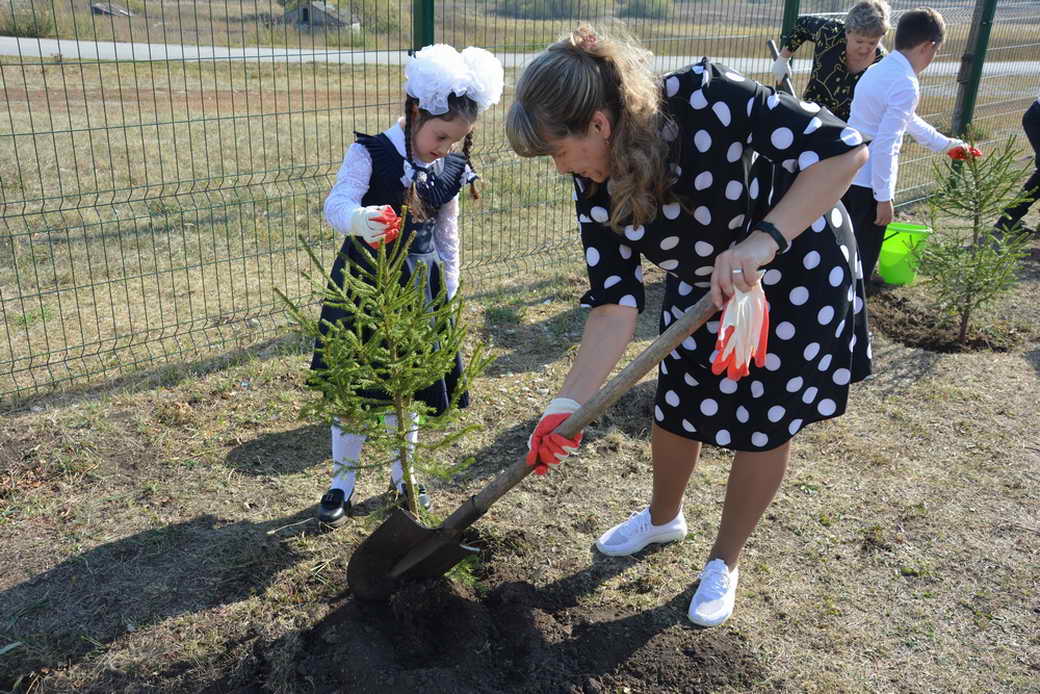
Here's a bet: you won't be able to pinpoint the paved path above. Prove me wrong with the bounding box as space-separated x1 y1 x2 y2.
0 35 1035 86
2 35 1039 79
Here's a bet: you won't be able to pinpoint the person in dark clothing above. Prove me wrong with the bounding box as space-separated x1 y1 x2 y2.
773 1 890 122
995 94 1040 234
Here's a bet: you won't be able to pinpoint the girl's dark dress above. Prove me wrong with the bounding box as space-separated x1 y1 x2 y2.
310 132 470 415
573 61 871 450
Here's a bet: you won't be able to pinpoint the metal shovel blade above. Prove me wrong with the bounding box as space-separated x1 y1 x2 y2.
347 507 478 601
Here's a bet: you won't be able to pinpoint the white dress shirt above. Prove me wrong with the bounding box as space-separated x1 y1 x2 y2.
322 122 462 297
848 50 958 202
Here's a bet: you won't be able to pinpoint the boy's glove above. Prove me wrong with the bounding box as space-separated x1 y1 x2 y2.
526 397 583 475
771 56 791 84
711 282 770 381
947 143 982 160
349 205 402 248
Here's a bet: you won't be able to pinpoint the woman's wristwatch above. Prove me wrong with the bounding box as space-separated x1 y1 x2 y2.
751 220 789 254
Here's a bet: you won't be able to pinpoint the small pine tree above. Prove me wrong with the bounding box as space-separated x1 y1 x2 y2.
276 234 491 517
917 136 1033 343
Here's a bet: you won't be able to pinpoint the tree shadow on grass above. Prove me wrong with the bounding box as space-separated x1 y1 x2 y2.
0 509 317 688
478 277 667 379
223 421 327 476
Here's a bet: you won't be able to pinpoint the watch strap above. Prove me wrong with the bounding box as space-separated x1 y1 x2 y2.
752 220 789 254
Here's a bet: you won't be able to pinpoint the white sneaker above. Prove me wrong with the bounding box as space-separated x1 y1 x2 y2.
595 507 687 556
688 558 739 627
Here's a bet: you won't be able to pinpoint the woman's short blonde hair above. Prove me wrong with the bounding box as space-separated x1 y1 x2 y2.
845 0 891 38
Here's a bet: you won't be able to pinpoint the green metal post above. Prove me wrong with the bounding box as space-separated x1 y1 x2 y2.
413 0 435 51
952 0 998 137
779 0 801 43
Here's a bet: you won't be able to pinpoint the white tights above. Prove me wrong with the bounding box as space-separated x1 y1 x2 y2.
329 413 420 497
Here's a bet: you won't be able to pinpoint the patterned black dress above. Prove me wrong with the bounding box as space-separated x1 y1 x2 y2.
310 132 470 415
574 61 871 451
780 15 885 122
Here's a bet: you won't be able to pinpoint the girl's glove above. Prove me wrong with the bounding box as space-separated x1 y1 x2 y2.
349 205 402 248
771 56 791 84
947 143 982 160
526 397 583 475
711 283 769 381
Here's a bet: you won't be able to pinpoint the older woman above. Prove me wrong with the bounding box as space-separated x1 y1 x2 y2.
773 1 891 121
509 26 870 628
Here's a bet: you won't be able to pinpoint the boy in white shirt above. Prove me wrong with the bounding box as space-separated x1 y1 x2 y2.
844 7 975 288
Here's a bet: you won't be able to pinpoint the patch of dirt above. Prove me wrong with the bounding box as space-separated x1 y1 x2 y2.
258 573 775 694
866 238 1040 352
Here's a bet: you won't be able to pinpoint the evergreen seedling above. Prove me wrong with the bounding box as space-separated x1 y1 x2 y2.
918 136 1032 343
277 231 491 517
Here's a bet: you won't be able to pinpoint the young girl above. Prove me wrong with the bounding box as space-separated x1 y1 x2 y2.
312 44 503 527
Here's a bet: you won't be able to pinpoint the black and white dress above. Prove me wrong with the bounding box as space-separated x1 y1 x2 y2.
311 123 474 414
575 61 872 450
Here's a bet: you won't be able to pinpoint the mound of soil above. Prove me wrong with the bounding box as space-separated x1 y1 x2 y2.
861 231 1040 352
271 571 774 694
867 286 1025 352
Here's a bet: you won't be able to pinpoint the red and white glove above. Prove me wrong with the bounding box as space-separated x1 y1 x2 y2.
525 397 583 475
349 205 402 248
711 283 769 381
947 142 982 160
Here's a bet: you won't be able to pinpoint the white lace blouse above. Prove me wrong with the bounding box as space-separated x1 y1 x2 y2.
323 122 462 298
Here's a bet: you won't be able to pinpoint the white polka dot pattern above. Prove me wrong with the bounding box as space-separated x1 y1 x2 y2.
572 62 871 451
771 127 794 149
695 130 712 152
713 102 732 126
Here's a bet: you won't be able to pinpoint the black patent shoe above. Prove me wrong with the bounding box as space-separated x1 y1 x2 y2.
317 488 352 527
393 483 431 512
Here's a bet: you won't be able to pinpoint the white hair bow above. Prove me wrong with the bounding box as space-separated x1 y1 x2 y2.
404 44 504 116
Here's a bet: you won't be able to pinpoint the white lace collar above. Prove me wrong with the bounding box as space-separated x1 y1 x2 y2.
386 121 437 187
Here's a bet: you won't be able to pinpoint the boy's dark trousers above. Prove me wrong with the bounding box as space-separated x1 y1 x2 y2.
842 184 886 292
995 99 1040 232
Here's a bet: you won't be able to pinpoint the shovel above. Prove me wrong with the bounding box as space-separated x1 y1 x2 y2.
347 293 717 600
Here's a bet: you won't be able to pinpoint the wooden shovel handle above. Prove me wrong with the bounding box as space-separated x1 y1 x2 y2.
439 293 718 533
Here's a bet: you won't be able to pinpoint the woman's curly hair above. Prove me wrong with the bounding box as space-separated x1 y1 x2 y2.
506 24 678 232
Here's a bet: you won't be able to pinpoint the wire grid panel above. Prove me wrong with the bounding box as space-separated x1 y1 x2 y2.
0 0 415 400
0 0 1034 401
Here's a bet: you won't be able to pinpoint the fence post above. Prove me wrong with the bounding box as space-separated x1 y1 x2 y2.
951 0 998 137
780 0 801 42
412 0 435 51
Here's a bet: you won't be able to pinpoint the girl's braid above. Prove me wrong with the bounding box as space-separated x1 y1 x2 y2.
403 100 428 220
462 131 480 200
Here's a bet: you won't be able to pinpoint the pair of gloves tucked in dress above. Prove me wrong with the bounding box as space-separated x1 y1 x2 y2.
526 285 770 472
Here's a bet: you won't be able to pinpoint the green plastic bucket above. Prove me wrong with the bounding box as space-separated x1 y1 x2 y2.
877 222 932 285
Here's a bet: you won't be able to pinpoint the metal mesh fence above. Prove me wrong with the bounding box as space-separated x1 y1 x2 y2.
1 0 1035 402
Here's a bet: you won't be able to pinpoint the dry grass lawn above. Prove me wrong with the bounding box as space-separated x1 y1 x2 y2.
1 229 1038 692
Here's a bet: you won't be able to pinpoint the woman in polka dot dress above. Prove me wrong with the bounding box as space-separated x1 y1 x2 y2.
508 26 871 627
